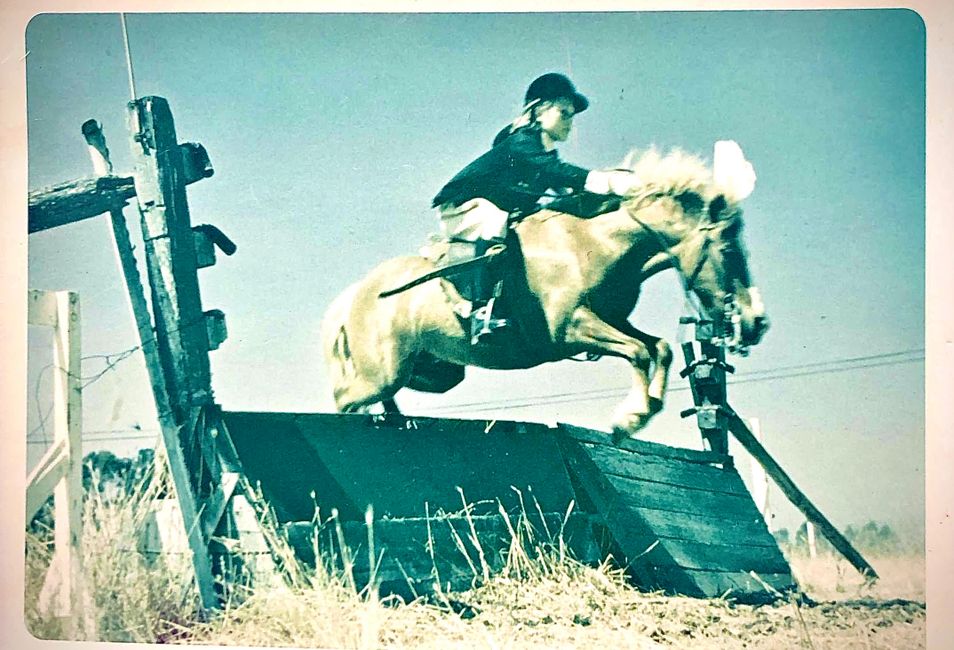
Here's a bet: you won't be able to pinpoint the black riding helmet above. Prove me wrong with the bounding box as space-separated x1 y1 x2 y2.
524 72 589 114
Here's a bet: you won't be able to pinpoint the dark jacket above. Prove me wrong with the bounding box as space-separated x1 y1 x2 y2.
432 124 591 217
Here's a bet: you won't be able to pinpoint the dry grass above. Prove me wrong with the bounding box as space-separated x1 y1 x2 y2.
24 462 926 649
25 464 201 643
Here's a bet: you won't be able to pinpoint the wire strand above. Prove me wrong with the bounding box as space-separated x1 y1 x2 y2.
120 13 137 101
420 350 925 415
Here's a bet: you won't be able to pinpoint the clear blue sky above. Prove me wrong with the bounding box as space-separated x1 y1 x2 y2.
25 10 925 539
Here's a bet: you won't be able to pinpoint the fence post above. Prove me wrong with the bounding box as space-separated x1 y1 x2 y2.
26 291 84 636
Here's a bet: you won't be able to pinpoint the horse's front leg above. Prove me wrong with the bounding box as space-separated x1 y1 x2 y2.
564 307 654 440
626 328 673 416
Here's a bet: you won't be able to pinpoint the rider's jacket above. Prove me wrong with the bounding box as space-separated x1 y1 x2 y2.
432 123 590 218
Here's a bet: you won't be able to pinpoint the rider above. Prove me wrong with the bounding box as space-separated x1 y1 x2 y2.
433 72 641 345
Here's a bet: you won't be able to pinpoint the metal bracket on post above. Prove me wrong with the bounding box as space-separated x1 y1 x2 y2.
678 316 733 459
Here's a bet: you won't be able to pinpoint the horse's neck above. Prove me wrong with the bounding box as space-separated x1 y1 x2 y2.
519 206 667 301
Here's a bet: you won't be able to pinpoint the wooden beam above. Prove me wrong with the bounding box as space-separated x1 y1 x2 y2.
44 291 83 625
25 437 68 521
28 175 136 233
29 142 211 235
726 410 878 579
113 104 221 609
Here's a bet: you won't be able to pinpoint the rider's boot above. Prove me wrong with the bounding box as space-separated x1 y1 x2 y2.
470 237 509 345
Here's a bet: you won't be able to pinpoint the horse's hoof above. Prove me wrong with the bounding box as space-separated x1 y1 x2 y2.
611 413 650 443
648 396 664 415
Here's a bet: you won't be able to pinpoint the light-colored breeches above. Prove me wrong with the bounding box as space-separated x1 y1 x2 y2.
437 198 509 242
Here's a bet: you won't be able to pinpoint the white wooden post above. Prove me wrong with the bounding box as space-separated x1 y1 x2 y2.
806 521 818 559
748 417 770 521
26 290 83 633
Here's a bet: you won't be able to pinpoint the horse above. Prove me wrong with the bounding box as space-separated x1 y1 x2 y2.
321 146 769 439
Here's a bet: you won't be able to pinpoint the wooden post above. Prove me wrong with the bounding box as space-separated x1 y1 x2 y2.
122 100 281 605
806 521 818 559
75 115 220 611
679 319 732 457
26 291 83 634
726 410 878 579
127 96 215 420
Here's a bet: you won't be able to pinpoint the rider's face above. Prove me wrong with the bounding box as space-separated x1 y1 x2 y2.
536 99 575 142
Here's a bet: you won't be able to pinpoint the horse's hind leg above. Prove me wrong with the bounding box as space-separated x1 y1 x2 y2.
330 333 413 414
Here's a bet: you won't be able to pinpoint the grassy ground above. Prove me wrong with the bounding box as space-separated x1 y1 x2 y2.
24 470 926 649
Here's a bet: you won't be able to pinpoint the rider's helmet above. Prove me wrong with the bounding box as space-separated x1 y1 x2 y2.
524 72 590 114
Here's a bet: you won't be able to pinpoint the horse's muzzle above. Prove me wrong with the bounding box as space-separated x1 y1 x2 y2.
743 314 770 346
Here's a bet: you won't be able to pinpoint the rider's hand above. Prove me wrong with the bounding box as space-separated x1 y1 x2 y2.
584 170 641 196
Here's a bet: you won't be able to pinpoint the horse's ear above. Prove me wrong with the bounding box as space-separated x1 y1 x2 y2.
708 194 728 221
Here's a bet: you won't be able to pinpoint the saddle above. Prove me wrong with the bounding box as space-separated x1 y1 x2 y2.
417 236 508 319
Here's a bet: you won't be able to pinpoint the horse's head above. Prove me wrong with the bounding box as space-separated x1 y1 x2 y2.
680 195 769 349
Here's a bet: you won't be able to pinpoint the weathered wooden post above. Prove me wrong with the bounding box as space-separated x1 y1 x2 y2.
677 311 877 579
30 98 286 610
125 96 281 601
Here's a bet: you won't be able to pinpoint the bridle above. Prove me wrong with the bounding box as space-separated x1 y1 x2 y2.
626 193 749 354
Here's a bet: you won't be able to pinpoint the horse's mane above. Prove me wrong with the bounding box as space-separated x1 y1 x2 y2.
619 147 720 206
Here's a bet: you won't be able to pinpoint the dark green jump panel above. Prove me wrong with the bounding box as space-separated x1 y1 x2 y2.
221 411 794 603
223 412 576 522
559 424 794 602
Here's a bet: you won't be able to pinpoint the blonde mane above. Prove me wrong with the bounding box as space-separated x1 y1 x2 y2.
620 147 720 206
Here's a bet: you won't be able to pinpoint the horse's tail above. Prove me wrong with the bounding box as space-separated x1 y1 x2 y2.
321 284 360 402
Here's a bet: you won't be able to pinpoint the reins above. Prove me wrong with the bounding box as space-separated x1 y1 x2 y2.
624 190 712 321
624 191 747 353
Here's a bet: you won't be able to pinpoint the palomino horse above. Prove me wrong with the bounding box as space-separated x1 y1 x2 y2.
321 147 769 439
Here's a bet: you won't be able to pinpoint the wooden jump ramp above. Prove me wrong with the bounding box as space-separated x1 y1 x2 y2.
223 411 794 604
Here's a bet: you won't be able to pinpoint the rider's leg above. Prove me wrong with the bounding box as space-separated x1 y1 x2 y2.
470 202 511 344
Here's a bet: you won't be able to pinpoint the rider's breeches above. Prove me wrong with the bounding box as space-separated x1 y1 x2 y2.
437 198 509 243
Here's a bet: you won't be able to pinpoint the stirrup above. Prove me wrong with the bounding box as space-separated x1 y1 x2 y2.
471 300 509 345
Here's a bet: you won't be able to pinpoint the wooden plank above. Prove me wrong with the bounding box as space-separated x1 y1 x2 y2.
558 437 695 591
634 506 777 549
659 538 790 574
28 175 136 233
262 412 576 520
39 291 83 624
294 512 602 599
727 411 878 579
25 438 68 521
201 471 239 539
560 423 730 465
579 442 749 497
611 474 759 521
